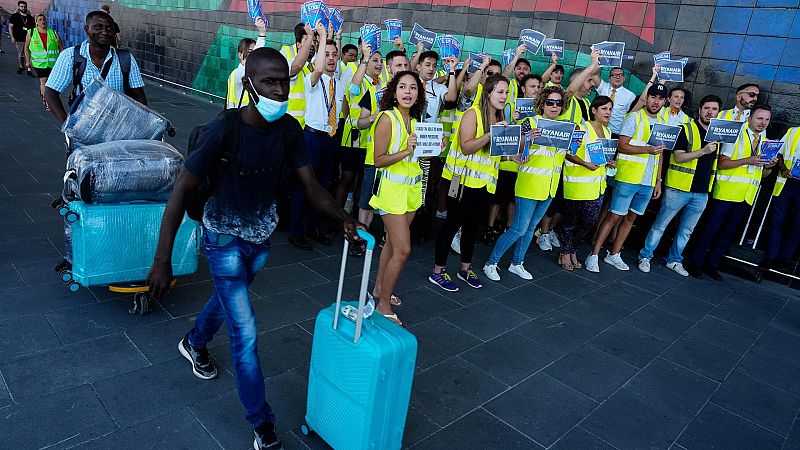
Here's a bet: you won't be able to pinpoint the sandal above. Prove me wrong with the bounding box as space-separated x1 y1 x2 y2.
381 312 403 326
389 294 402 307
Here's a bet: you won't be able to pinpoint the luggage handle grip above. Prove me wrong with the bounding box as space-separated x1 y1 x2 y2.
334 229 375 343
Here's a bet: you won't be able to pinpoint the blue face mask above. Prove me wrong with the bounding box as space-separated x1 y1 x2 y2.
248 77 288 122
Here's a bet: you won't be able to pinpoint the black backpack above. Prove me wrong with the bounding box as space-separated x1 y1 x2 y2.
68 45 132 106
185 109 241 221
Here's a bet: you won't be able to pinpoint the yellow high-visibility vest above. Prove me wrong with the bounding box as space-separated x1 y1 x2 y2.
773 127 800 197
563 121 609 200
28 28 59 69
515 115 566 201
556 96 590 125
442 104 500 194
717 108 749 122
368 108 423 214
615 109 667 187
280 45 313 128
665 121 717 193
226 65 248 109
712 128 764 205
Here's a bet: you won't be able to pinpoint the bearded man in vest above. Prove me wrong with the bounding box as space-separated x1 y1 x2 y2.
638 95 722 276
718 83 760 122
686 104 777 280
764 126 800 272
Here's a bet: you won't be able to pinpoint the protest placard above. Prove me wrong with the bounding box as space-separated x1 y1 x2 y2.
384 19 402 42
360 24 380 54
409 23 436 50
791 159 800 178
515 98 536 120
569 130 586 155
653 51 671 65
519 29 546 54
591 41 625 67
706 119 743 144
436 35 461 59
301 1 326 27
490 125 522 157
503 49 516 67
586 141 607 165
759 140 783 160
532 119 575 150
599 138 618 162
329 8 343 33
647 123 682 150
658 60 684 82
413 122 444 160
247 0 268 26
467 52 485 73
541 38 564 59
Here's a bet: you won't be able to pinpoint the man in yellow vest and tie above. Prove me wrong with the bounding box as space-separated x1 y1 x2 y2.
718 83 760 122
686 104 776 280
289 24 348 250
764 126 800 272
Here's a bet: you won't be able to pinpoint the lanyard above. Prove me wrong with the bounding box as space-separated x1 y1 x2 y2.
321 76 336 115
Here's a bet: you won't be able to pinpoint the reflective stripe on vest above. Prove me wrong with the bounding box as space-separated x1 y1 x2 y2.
614 109 664 187
369 108 423 214
281 45 311 128
563 121 608 200
665 121 716 193
226 66 249 109
556 96 589 125
29 28 59 69
712 128 762 205
515 115 565 200
773 127 800 197
441 104 500 194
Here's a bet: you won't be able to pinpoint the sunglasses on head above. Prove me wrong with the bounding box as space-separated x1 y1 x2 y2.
742 92 758 98
545 99 563 107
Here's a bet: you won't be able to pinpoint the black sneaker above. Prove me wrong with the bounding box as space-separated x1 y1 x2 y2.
288 235 313 250
178 335 218 380
685 263 703 279
308 229 332 246
16 67 24 74
703 265 722 281
254 422 283 450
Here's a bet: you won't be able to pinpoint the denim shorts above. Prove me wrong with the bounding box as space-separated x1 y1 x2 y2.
609 181 654 216
359 165 376 210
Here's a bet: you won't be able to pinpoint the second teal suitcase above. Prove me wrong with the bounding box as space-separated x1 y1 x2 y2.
303 230 418 450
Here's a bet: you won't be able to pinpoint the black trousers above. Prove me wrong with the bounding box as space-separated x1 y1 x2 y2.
435 185 489 266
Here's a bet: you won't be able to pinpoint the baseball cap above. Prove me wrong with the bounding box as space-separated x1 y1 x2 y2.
647 83 668 98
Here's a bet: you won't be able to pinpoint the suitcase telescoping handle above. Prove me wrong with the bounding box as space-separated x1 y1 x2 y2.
333 229 376 343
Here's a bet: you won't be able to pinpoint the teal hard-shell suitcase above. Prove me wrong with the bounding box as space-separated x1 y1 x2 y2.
65 201 199 287
303 230 418 450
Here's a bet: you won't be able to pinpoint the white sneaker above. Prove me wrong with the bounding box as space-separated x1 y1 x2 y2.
638 258 651 273
585 254 600 273
666 261 690 277
604 251 630 271
483 263 501 281
549 231 561 248
538 233 553 251
451 228 461 255
435 210 447 220
508 263 533 280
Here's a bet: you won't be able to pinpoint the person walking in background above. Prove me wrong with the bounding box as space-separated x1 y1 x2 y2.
558 96 615 270
225 18 267 109
369 71 427 326
9 1 34 75
24 13 62 111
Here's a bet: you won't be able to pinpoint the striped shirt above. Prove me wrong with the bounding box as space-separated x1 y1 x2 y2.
46 40 145 94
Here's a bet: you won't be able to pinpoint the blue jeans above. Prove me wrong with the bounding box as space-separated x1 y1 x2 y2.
687 199 749 269
766 180 800 262
488 196 553 265
639 188 708 264
188 228 275 428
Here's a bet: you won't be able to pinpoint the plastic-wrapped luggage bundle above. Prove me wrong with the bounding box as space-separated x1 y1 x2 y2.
64 201 199 287
64 140 183 203
62 78 171 148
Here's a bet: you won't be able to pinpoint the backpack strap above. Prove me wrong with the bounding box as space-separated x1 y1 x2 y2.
71 45 86 95
116 48 131 91
207 109 242 194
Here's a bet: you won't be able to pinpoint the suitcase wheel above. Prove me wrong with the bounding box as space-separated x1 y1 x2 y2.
129 292 151 315
67 281 80 292
64 211 79 223
59 270 72 282
57 205 69 216
300 424 310 436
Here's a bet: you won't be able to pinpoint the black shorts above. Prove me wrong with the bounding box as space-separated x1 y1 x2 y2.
490 170 517 204
338 146 366 173
33 67 52 78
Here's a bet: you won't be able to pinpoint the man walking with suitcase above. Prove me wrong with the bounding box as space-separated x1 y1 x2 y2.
147 47 361 449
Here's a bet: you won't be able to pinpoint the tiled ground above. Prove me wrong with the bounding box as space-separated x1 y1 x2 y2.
2 41 800 450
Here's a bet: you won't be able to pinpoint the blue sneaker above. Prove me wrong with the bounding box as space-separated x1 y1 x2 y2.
457 267 483 289
429 270 459 292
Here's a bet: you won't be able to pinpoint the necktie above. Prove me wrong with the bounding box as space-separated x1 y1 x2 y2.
610 88 616 102
326 77 338 137
752 132 761 155
734 109 742 121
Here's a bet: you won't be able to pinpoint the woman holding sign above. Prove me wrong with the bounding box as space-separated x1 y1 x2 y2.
482 85 567 282
369 71 427 326
558 96 615 270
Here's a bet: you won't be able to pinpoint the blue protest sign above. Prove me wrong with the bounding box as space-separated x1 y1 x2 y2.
409 23 436 50
586 141 607 165
653 51 670 65
515 98 536 120
385 19 402 42
247 0 268 26
467 52 485 74
532 118 576 150
503 49 515 67
647 123 682 150
519 29 545 54
541 38 564 59
658 60 684 82
759 140 783 160
360 24 380 53
329 8 343 33
706 119 743 144
591 41 625 67
490 125 522 156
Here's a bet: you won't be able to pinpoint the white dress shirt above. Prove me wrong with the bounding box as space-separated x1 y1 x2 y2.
596 80 636 134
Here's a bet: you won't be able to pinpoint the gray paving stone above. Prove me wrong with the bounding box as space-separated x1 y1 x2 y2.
249 290 326 333
771 299 800 337
0 314 61 359
750 325 800 363
212 324 312 379
662 333 742 382
125 317 197 364
249 262 329 297
485 372 597 447
411 357 507 426
589 322 670 368
514 311 603 355
441 299 531 341
534 271 603 300
0 333 149 400
557 296 630 329
619 267 684 295
0 385 116 449
72 407 221 449
402 406 442 448
0 280 97 322
622 305 694 343
677 403 784 450
711 371 800 437
652 288 716 321
410 317 482 371
156 280 217 318
683 316 759 355
785 419 800 449
0 374 12 409
625 357 719 418
411 408 540 449
737 347 800 398
710 298 781 333
550 426 616 450
582 387 691 450
93 356 236 427
544 345 638 402
462 331 560 385
583 279 657 311
490 282 572 320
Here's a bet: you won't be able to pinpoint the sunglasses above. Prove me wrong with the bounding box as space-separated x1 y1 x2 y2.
742 92 758 98
545 99 563 107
